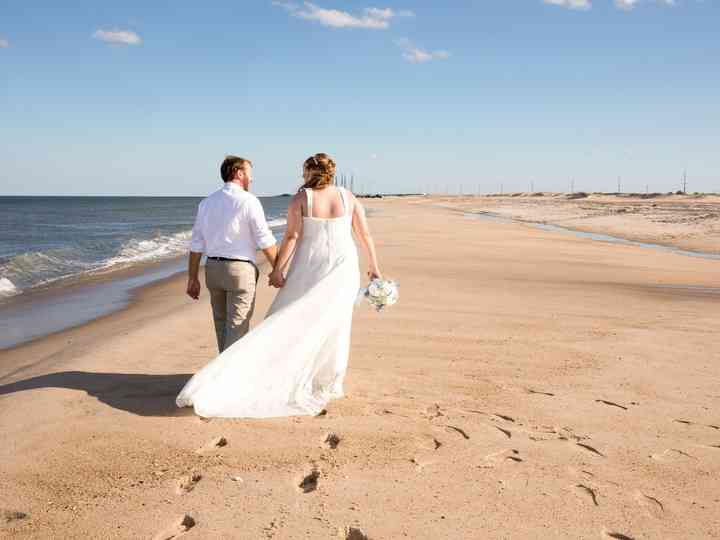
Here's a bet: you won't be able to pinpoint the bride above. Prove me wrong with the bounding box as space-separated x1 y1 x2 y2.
176 153 382 418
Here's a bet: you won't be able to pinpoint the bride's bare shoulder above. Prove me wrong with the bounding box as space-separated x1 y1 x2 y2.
288 191 305 206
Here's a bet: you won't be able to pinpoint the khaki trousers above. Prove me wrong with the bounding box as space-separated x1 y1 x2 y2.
205 260 259 353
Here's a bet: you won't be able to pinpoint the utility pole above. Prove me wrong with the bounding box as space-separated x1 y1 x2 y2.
350 174 355 193
500 182 504 195
570 179 575 193
617 176 621 194
682 170 688 193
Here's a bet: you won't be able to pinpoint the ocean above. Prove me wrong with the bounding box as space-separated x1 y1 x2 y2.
0 195 290 349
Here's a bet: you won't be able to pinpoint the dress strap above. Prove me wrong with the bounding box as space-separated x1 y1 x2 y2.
338 187 350 217
305 188 313 218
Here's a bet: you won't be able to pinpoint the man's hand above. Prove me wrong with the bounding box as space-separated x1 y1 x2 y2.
186 278 201 300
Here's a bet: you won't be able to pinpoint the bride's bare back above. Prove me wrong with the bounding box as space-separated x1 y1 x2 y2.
301 186 348 219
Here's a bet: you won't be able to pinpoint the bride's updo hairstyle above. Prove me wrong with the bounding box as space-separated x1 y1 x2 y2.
302 153 336 190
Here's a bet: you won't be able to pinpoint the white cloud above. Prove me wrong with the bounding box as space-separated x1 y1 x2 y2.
93 29 142 46
395 38 450 64
615 0 676 10
273 2 414 29
542 0 679 10
615 0 640 8
542 0 592 10
0 38 8 49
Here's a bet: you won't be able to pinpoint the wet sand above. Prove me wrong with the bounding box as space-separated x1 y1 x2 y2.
1 197 719 539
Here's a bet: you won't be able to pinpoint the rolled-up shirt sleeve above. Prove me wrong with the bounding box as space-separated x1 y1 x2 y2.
189 202 206 253
247 198 277 249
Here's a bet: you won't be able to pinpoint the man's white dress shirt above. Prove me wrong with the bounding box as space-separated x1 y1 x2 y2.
190 182 276 263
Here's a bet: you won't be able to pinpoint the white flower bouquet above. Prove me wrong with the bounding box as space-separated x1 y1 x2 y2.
359 278 399 312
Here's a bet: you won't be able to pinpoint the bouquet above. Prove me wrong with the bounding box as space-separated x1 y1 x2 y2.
359 278 399 312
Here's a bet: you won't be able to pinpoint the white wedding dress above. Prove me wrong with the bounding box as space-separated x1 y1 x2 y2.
176 187 360 418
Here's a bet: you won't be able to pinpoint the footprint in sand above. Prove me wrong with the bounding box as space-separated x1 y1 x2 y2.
633 490 664 518
576 443 605 458
298 470 320 493
526 388 555 397
324 433 341 449
595 399 628 411
600 529 635 540
573 484 599 506
650 448 697 462
674 419 719 430
340 527 371 540
152 514 196 540
2 510 28 524
176 472 202 495
444 425 470 440
479 449 523 468
195 436 227 454
424 403 444 419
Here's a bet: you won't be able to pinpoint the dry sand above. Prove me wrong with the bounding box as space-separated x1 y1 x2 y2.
1 197 719 539
435 192 720 255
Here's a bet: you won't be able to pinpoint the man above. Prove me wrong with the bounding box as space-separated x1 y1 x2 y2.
187 156 278 352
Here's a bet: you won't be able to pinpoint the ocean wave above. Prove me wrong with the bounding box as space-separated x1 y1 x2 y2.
0 230 193 295
0 215 287 298
104 230 192 267
267 217 288 229
0 277 19 298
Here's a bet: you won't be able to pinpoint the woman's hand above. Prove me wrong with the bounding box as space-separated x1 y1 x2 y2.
269 269 286 288
368 268 382 281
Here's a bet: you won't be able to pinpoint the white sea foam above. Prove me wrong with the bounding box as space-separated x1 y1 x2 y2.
1 215 288 297
267 217 288 229
105 230 192 267
0 277 20 297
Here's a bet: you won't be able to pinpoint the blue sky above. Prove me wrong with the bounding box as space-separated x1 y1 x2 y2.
1 0 718 196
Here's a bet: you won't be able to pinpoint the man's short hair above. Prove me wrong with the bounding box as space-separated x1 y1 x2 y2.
220 156 252 182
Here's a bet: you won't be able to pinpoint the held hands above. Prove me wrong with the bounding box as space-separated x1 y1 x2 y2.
368 268 382 280
186 278 201 300
269 269 286 288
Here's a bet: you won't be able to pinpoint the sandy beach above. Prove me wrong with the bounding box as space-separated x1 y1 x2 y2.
434 192 720 255
1 196 719 539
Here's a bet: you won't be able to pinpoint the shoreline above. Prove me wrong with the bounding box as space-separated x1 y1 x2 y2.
0 256 188 351
3 194 719 351
0 253 275 355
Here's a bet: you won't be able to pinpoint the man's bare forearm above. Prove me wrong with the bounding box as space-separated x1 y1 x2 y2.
188 251 202 281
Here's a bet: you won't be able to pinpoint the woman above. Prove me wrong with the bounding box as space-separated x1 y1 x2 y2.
176 153 382 418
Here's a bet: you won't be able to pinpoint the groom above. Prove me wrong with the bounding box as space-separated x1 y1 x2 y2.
186 156 278 352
